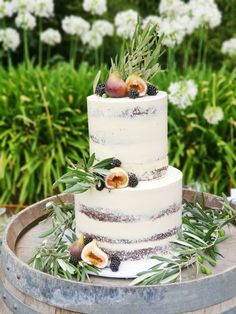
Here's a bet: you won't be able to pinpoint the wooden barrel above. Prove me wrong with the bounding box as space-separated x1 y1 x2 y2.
1 190 236 314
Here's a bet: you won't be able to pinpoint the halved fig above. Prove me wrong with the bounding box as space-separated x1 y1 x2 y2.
81 240 108 268
105 71 127 98
126 74 147 96
69 234 85 260
105 167 129 189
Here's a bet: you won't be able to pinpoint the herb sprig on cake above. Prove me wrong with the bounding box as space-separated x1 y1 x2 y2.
94 21 162 99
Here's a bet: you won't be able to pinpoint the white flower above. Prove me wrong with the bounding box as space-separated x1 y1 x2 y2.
4 1 16 17
82 29 103 49
0 27 20 51
15 12 36 30
203 106 224 125
159 0 187 18
142 15 162 29
0 0 16 18
188 0 222 29
12 0 35 13
62 15 90 37
92 20 114 37
221 38 236 58
34 0 54 18
115 9 138 39
168 80 198 109
158 17 186 47
82 0 107 16
40 28 61 46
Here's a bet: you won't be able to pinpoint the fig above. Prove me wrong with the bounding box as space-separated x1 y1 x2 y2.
81 240 108 268
105 71 127 98
126 74 147 97
69 234 85 261
105 167 129 189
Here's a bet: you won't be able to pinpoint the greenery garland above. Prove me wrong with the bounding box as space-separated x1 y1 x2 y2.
28 191 236 285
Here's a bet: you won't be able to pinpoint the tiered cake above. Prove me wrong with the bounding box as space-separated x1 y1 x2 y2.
75 92 182 261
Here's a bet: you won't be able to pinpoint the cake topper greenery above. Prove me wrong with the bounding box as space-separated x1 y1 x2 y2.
29 194 236 284
94 21 163 99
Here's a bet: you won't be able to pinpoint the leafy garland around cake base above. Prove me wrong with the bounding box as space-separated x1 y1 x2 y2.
28 193 236 285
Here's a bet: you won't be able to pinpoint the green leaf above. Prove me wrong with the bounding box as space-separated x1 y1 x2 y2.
130 271 158 286
160 272 180 284
93 158 114 169
39 227 56 238
93 70 101 94
87 153 96 168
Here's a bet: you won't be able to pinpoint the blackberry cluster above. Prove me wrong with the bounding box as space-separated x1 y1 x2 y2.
110 255 121 272
69 254 79 266
95 180 105 191
147 84 158 96
95 83 105 96
128 173 139 187
84 235 93 246
128 88 139 99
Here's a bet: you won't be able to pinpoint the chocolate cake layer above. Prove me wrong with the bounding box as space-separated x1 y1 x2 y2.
80 203 181 223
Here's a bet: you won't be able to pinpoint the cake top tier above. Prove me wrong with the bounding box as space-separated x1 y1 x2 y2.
87 91 168 181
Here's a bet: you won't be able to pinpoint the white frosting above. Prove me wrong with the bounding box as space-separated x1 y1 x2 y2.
75 166 182 260
87 92 168 180
76 210 181 239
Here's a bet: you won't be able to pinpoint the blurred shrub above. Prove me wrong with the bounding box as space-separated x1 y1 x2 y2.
0 62 235 205
0 62 100 204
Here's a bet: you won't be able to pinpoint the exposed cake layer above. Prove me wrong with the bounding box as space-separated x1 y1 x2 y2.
87 92 168 180
75 166 182 261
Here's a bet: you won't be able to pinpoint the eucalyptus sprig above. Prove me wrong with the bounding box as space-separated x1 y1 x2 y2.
131 195 236 286
53 153 113 194
112 21 163 81
28 199 99 281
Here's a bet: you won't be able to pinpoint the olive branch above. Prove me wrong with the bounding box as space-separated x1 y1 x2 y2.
28 198 100 281
131 195 236 286
112 20 164 81
53 153 113 193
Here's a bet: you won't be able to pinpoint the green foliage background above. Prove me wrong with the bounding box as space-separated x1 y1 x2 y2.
0 0 235 205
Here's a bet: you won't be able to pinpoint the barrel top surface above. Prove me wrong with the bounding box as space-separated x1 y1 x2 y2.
1 191 236 313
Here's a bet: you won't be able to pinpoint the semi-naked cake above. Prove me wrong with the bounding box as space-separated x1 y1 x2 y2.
75 92 182 261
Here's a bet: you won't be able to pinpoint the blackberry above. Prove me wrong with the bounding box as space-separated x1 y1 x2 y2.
110 255 121 272
128 173 139 187
95 180 105 191
69 254 79 266
111 254 121 264
95 83 105 96
147 84 158 96
110 159 122 168
128 88 139 99
84 235 93 246
106 158 122 170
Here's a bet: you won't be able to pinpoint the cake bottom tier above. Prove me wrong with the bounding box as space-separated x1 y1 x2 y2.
75 166 182 261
